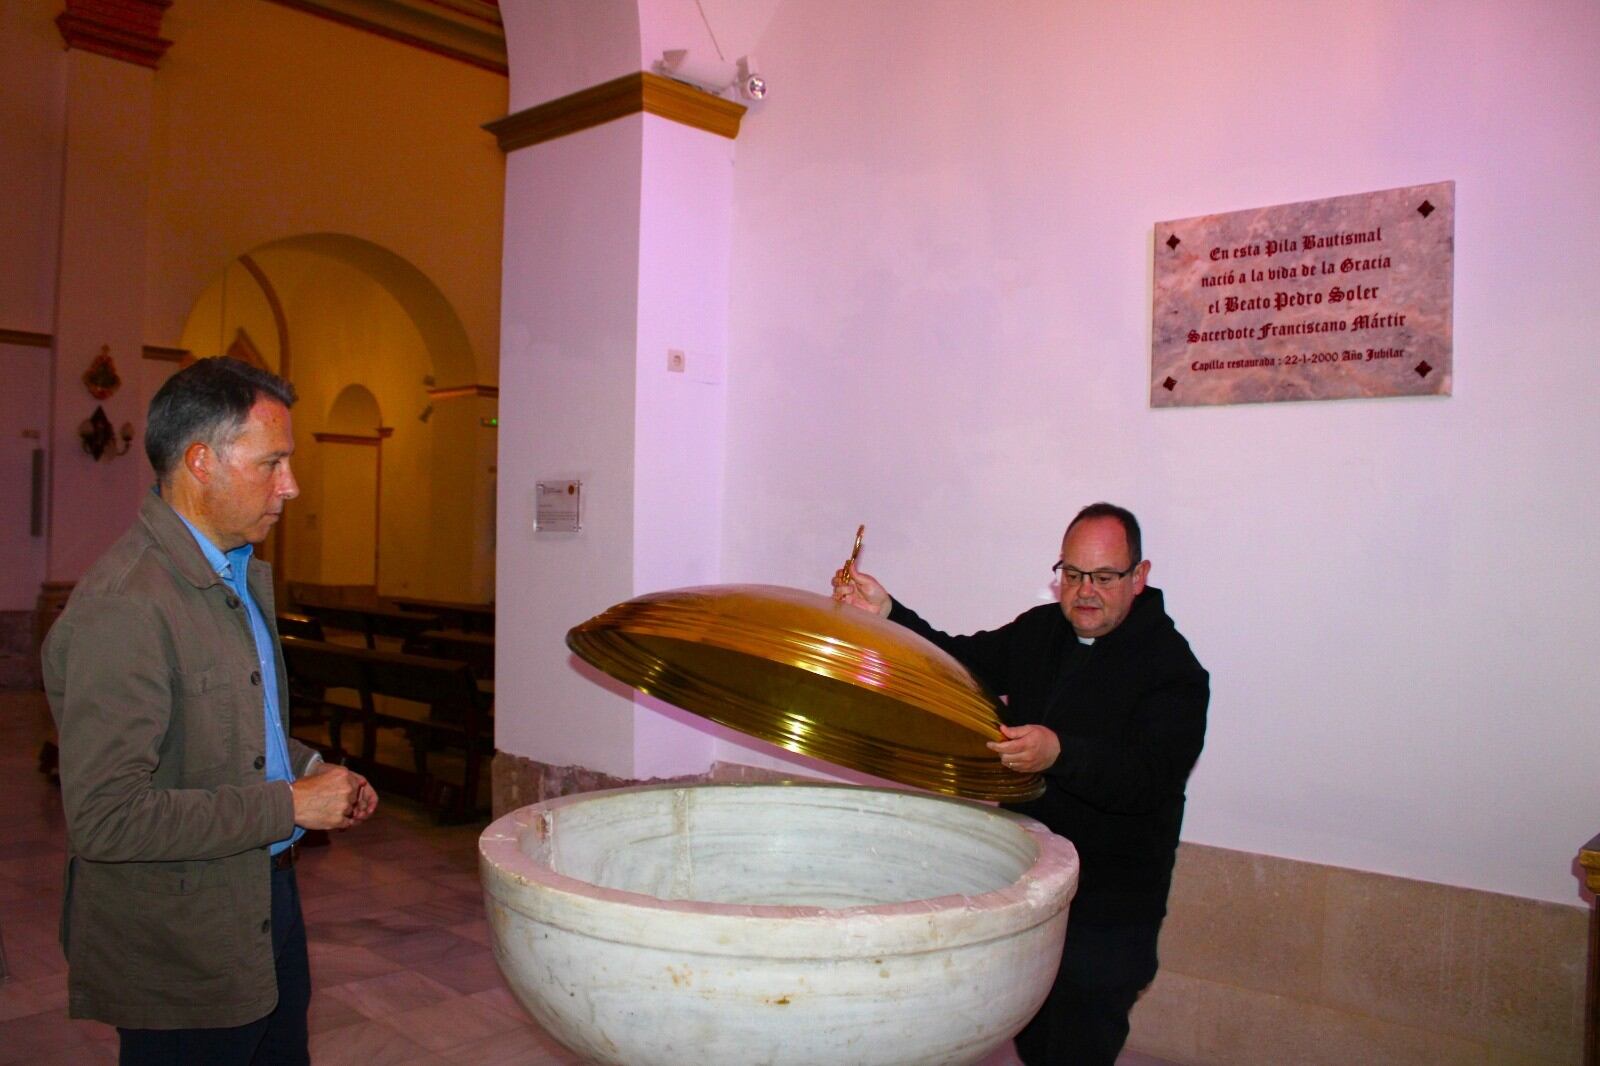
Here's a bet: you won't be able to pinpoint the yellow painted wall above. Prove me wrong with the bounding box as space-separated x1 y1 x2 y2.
318 444 380 586
147 0 506 386
179 261 283 371
0 0 505 600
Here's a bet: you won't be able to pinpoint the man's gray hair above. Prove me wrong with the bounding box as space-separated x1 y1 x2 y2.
145 357 296 483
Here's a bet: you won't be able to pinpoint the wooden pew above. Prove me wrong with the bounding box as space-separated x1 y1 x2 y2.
404 628 494 682
296 601 439 650
363 648 493 821
390 596 494 634
276 612 326 641
280 634 372 764
280 635 493 820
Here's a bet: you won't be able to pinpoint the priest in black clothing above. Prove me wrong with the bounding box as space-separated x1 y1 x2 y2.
833 502 1209 1066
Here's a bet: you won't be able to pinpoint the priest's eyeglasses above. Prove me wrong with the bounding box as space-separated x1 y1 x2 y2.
1052 561 1137 587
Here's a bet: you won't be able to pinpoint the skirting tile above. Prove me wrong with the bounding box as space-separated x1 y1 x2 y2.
1136 843 1586 1065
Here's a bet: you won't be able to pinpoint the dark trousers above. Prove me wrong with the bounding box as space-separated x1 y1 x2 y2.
1014 919 1161 1066
118 864 311 1066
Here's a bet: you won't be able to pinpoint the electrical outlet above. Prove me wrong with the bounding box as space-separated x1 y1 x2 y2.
667 349 686 373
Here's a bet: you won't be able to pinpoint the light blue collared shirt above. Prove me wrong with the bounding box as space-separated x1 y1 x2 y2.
175 511 301 854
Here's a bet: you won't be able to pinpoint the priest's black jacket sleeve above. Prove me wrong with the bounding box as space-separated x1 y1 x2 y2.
886 587 1209 926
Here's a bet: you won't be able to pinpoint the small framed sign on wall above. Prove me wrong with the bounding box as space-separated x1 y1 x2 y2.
1152 181 1453 407
535 480 581 533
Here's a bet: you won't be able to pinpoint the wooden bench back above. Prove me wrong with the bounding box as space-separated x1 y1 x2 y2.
280 634 369 691
276 612 326 641
281 636 483 716
404 629 494 680
364 649 478 710
280 635 491 819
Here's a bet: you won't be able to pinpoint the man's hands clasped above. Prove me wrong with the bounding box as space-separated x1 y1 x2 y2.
291 763 379 831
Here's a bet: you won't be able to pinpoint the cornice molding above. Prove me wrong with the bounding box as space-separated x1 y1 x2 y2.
1 331 198 360
485 72 746 153
427 384 498 400
56 0 174 70
0 328 52 349
2 332 207 366
264 0 506 75
314 428 393 445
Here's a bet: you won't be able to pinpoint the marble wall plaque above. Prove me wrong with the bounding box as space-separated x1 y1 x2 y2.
1151 182 1453 407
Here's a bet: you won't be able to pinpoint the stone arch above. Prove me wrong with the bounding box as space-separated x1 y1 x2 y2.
251 233 476 388
327 383 383 434
177 233 477 388
174 234 491 602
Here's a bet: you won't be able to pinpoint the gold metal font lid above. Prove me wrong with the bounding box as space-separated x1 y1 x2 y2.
566 583 1043 802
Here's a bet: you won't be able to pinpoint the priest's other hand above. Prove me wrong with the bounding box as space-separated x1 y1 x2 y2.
832 561 891 616
988 724 1061 774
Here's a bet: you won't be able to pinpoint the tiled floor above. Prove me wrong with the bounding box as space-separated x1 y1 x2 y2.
0 689 1172 1065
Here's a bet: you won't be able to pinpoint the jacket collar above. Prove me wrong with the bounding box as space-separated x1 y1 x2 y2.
138 489 224 591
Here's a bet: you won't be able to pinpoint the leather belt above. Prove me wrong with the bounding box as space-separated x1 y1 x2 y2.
271 843 299 871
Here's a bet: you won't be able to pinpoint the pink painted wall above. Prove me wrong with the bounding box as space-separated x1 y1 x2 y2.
631 115 736 778
500 0 641 111
719 0 1600 905
0 346 50 610
496 117 645 773
48 49 157 581
0 0 65 335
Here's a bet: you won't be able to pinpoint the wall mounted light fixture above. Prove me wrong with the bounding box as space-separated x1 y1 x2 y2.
655 49 769 101
79 405 134 461
736 56 767 100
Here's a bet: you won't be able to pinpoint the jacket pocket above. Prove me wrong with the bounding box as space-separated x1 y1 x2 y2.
171 664 239 783
70 859 243 993
122 859 213 895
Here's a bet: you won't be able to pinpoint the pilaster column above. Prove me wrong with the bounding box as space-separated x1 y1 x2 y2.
491 68 744 779
46 0 169 580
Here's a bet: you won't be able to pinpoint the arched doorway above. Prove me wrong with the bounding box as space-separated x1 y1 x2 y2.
316 385 384 587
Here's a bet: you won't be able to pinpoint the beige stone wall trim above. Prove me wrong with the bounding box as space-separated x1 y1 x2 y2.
484 73 747 154
1131 841 1587 1064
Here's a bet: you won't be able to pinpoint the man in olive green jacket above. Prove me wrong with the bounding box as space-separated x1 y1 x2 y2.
44 358 376 1064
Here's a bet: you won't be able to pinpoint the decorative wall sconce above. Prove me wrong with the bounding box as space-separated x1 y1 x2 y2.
83 344 121 399
77 346 133 459
80 405 134 461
